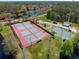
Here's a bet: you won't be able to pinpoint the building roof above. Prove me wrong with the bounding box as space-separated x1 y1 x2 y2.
0 13 11 20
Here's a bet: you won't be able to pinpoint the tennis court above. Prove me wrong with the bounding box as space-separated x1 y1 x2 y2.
11 22 50 47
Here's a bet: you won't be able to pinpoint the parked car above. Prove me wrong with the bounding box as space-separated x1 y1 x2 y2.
53 22 57 24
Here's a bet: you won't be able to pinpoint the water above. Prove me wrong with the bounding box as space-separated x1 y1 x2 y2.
51 27 73 39
74 56 79 59
26 10 46 16
0 34 12 59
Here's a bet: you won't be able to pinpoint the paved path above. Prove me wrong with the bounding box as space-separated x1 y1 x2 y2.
22 47 28 59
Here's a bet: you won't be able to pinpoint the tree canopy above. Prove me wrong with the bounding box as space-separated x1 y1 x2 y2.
46 3 79 24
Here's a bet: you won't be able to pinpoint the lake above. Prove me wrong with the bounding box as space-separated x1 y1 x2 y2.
26 10 46 16
0 34 12 59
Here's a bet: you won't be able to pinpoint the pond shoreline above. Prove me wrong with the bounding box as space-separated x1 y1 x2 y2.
0 34 12 59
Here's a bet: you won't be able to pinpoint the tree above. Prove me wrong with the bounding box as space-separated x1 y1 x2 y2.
46 2 79 24
26 7 30 11
72 33 79 46
0 24 3 32
46 11 51 19
33 7 36 11
60 40 73 57
72 33 79 55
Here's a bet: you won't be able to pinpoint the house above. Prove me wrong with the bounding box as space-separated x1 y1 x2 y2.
0 13 11 20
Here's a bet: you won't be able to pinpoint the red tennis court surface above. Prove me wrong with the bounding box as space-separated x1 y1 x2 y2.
11 22 50 47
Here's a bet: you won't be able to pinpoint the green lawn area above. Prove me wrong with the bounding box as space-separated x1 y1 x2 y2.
38 16 52 22
72 23 79 29
0 25 11 33
0 23 63 59
39 25 52 32
28 37 63 59
0 24 24 59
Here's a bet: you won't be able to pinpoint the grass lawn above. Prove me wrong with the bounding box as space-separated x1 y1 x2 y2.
0 24 24 59
38 16 52 22
28 37 63 59
0 23 63 59
72 23 79 29
58 21 65 24
39 25 53 32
